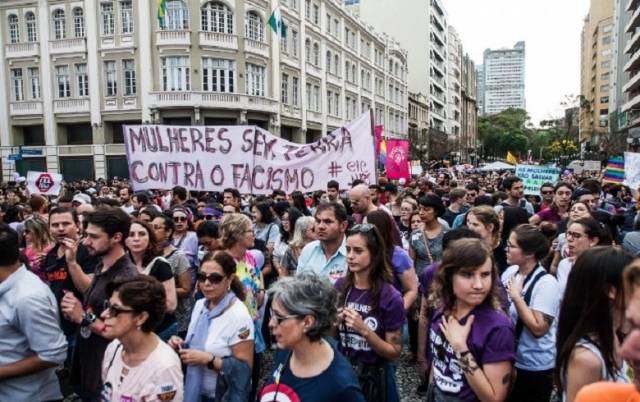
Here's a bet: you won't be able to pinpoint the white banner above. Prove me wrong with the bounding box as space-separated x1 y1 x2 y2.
583 160 601 171
625 152 640 190
124 112 376 194
515 164 560 195
27 171 63 195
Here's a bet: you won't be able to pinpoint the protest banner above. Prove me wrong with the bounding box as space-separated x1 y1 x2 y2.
625 152 640 190
27 171 63 195
410 160 423 176
385 139 410 181
515 165 560 195
583 160 601 171
124 112 376 194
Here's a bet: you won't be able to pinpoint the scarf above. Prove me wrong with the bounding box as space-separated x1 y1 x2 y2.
184 291 237 402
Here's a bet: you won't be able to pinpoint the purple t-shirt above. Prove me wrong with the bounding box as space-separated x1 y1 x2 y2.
391 246 413 292
335 279 405 364
536 207 563 224
429 304 515 402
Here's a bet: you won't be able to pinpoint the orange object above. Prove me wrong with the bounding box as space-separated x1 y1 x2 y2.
575 382 640 402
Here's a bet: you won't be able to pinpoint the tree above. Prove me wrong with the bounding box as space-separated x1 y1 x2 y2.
478 108 532 159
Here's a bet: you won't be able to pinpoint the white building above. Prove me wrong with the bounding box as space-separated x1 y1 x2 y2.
0 0 408 182
480 41 526 115
447 25 461 142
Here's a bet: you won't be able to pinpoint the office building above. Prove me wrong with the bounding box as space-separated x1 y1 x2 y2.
479 41 526 116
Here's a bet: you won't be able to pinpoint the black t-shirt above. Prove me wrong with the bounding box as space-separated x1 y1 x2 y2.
147 259 177 333
442 208 463 227
43 242 100 335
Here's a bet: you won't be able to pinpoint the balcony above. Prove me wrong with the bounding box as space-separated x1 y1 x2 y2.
150 92 278 114
326 71 342 86
627 6 640 33
156 30 191 47
345 80 358 94
53 98 90 114
628 0 640 12
49 38 86 55
624 71 640 94
199 31 238 50
281 104 302 119
626 29 640 56
623 91 640 113
625 48 640 72
244 38 269 58
306 110 322 122
305 62 322 78
327 115 343 128
9 101 42 116
5 42 39 58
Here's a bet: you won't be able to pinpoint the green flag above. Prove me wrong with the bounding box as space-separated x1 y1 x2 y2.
157 0 167 28
268 6 287 38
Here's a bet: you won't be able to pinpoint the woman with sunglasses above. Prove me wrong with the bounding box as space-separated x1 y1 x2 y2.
126 220 178 341
529 182 573 225
152 214 194 339
169 251 254 402
336 223 405 402
22 216 54 282
259 274 365 402
172 206 199 269
101 275 183 402
427 238 515 402
550 201 592 274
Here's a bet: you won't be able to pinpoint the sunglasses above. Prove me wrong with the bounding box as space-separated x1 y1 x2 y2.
541 190 554 195
103 300 136 317
196 272 226 284
347 223 375 235
173 216 188 222
269 308 301 325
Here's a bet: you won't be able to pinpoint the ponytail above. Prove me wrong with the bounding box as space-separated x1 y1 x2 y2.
230 274 246 301
201 250 247 301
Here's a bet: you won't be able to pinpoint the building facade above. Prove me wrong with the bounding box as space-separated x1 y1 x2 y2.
408 91 429 162
479 41 526 116
616 0 640 149
579 0 614 147
460 53 477 163
476 64 484 115
446 25 461 149
0 0 408 182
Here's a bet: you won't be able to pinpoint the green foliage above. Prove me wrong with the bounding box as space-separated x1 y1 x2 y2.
478 108 531 158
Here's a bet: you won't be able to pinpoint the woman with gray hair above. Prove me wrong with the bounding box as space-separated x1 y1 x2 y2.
258 273 365 402
278 216 316 276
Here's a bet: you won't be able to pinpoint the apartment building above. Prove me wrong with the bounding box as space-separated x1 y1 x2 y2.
479 41 526 116
447 25 461 152
580 0 614 146
0 0 408 182
460 54 477 163
617 0 640 148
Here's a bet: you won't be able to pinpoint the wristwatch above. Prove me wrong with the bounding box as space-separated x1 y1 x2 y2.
79 311 97 339
207 355 216 370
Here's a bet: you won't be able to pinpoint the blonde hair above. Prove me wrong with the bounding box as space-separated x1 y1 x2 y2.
24 216 53 251
468 205 500 247
290 216 315 250
624 259 640 296
219 213 252 249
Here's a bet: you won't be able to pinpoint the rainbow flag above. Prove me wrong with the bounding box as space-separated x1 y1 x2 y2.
379 137 387 165
603 156 624 183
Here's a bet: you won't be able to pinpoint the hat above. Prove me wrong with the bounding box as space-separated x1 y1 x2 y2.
623 232 640 256
72 193 91 205
202 206 222 219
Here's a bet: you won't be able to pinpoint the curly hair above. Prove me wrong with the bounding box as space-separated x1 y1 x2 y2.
219 213 253 249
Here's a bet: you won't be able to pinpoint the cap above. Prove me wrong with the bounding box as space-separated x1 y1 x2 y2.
72 193 91 205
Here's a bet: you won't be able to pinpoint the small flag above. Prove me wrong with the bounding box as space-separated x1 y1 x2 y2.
506 151 518 165
157 0 167 28
268 5 287 38
379 137 387 165
604 156 625 183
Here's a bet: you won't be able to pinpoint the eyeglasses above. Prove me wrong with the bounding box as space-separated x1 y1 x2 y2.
269 308 301 325
196 272 226 284
173 216 188 222
541 190 554 195
203 215 215 220
347 223 375 235
153 224 165 230
566 231 585 240
103 300 136 317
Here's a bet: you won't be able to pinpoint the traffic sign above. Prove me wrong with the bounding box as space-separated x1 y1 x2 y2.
21 148 42 155
8 154 22 161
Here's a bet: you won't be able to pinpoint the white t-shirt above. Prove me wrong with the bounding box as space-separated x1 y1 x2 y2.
101 337 183 402
186 298 255 396
501 265 561 371
556 258 574 297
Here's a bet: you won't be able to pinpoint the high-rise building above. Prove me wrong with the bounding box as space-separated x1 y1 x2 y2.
615 0 640 148
0 0 408 181
461 54 478 163
476 64 485 115
480 41 526 116
580 0 614 147
447 26 462 147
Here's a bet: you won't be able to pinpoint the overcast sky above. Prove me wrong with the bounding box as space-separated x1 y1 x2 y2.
445 0 591 126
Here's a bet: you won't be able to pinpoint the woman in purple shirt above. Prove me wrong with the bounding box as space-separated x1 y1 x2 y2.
428 238 515 402
530 182 573 225
335 224 405 402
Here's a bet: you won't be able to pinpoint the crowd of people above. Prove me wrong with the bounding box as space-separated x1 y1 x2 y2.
1 170 640 402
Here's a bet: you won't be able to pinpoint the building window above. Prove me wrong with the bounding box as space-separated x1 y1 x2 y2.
601 72 610 81
162 56 191 91
202 58 235 93
334 54 340 75
306 83 312 109
313 43 320 66
280 31 288 53
121 1 133 34
246 63 265 96
76 63 89 97
326 13 331 33
101 3 115 35
73 8 85 37
245 12 264 42
312 4 319 24
600 96 609 104
165 0 189 30
305 0 311 20
305 39 311 63
327 90 334 115
28 67 40 99
292 77 299 106
313 85 320 111
26 12 37 42
55 65 71 98
291 30 299 57
201 2 233 33
326 51 332 73
105 61 117 96
10 69 24 101
123 60 136 95
8 14 19 43
53 9 66 39
281 73 289 104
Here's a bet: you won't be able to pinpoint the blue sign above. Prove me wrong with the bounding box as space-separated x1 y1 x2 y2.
8 154 22 161
21 148 42 155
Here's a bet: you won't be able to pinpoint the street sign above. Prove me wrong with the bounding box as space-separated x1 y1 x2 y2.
21 148 42 155
8 154 22 161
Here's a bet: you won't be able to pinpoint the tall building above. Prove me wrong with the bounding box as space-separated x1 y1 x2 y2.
615 0 640 148
0 0 408 182
346 0 451 137
461 54 478 163
408 92 429 161
447 25 462 150
579 0 614 147
476 64 484 115
480 41 526 116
